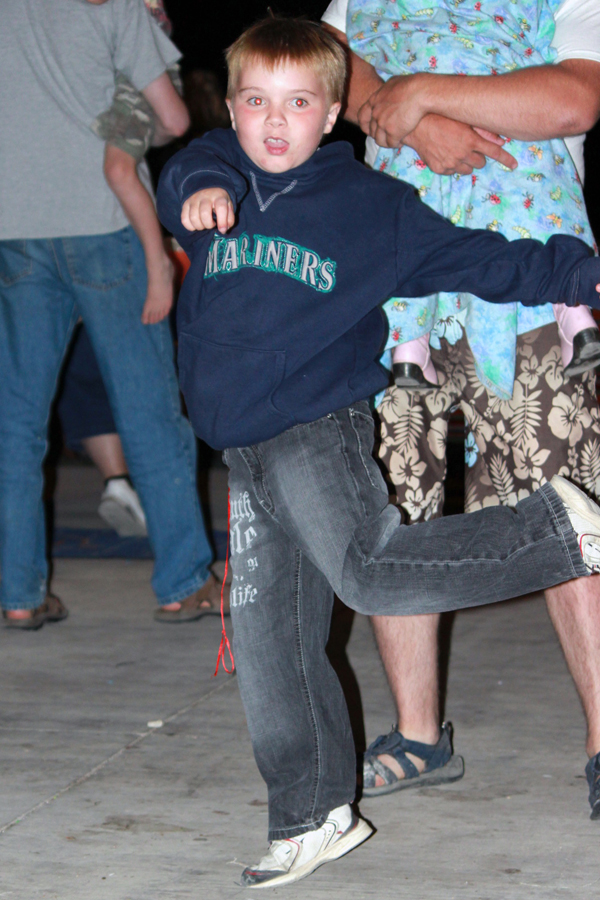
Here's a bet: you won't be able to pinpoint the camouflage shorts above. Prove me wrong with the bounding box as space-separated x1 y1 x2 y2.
91 65 182 162
376 323 600 522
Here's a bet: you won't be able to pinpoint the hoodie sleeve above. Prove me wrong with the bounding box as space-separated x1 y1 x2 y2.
392 186 600 309
157 129 249 252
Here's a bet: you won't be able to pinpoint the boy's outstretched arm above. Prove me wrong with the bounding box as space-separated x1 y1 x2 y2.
157 134 248 250
392 187 600 309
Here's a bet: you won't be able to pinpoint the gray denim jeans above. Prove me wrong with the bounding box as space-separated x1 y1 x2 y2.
224 401 586 840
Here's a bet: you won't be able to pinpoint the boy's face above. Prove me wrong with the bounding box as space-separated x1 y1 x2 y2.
227 60 341 174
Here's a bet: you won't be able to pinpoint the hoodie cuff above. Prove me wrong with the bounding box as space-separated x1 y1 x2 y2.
567 257 600 309
180 171 242 208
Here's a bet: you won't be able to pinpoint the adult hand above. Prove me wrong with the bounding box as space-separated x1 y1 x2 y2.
403 115 518 175
358 74 428 147
181 188 235 234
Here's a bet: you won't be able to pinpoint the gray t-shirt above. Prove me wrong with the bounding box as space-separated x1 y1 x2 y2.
0 0 181 239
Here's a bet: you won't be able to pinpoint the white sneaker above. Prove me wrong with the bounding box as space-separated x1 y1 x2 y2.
550 475 600 572
98 478 147 537
241 804 372 889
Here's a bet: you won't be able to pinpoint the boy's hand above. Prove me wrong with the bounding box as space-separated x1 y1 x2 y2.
181 188 235 234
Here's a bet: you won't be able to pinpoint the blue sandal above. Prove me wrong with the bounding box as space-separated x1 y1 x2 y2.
362 722 464 797
585 751 600 820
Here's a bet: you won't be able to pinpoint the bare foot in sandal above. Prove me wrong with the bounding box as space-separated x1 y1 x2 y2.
362 723 464 797
154 574 230 623
3 593 68 630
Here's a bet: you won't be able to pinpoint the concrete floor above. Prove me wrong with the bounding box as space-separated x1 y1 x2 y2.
1 465 599 899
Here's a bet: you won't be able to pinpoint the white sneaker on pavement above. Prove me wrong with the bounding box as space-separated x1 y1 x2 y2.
98 477 147 537
240 804 373 889
550 475 600 572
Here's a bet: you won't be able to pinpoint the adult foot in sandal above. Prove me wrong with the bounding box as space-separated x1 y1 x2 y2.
154 574 230 623
362 722 464 797
3 593 68 630
2 593 69 631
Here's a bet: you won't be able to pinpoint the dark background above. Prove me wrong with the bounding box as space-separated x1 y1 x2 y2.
162 0 600 236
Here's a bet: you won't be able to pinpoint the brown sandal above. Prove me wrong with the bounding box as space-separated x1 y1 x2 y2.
41 593 69 622
2 593 67 630
154 575 230 623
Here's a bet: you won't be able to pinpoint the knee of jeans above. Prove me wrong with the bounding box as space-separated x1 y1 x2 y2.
339 505 403 615
339 540 381 615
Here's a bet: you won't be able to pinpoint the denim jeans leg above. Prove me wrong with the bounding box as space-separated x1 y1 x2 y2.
226 448 356 841
55 229 212 603
225 405 587 841
0 239 78 610
251 404 587 615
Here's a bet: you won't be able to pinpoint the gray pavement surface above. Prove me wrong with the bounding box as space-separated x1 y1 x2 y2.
1 464 599 899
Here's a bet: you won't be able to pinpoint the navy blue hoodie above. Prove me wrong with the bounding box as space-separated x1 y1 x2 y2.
158 128 600 451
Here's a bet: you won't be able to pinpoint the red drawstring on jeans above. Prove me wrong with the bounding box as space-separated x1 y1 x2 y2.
214 489 235 676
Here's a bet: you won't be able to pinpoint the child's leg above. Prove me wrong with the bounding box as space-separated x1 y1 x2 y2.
392 332 438 390
554 303 600 378
249 403 588 621
104 144 173 325
225 449 356 841
223 403 596 883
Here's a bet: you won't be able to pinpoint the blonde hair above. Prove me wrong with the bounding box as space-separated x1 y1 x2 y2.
226 17 347 104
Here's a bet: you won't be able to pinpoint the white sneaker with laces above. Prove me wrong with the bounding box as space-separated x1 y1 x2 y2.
550 475 600 572
98 477 147 537
241 804 372 889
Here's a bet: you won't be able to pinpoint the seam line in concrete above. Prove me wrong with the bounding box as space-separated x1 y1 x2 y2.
0 675 236 836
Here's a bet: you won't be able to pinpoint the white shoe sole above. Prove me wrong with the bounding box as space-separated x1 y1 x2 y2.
245 818 373 889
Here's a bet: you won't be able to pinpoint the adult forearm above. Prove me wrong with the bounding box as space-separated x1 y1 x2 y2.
322 24 383 124
393 63 600 142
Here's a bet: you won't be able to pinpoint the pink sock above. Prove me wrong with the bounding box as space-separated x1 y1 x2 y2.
554 304 598 369
392 333 438 385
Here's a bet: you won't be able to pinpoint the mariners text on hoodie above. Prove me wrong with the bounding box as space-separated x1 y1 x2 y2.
158 129 599 450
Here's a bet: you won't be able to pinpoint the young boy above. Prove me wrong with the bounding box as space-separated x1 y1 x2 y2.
87 0 187 324
157 17 600 888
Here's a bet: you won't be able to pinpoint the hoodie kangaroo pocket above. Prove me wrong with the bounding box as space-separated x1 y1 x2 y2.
178 333 293 449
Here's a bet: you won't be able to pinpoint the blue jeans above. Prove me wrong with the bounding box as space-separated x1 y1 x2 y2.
224 402 586 840
0 228 212 610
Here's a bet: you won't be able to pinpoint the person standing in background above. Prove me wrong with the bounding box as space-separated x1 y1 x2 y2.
0 0 223 630
323 0 600 819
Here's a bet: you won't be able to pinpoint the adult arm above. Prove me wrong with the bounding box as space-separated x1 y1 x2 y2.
360 59 600 150
142 72 190 145
324 23 517 175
